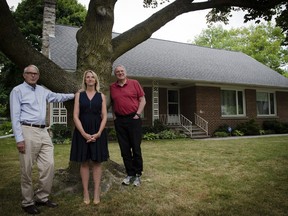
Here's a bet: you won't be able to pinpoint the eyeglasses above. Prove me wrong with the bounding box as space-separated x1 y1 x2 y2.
25 72 39 76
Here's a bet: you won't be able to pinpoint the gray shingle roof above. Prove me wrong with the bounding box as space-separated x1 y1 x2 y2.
50 25 288 89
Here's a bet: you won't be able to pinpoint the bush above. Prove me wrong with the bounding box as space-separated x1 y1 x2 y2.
50 124 72 144
107 128 117 141
158 129 177 139
0 121 12 135
213 124 230 133
214 131 229 137
143 130 186 140
263 120 288 134
143 119 169 135
235 119 260 135
152 119 169 133
143 132 159 140
213 124 233 137
232 130 244 136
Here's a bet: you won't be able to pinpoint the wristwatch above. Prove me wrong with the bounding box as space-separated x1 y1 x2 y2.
135 113 141 118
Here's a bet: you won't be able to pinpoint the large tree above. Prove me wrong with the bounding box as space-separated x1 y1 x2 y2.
0 0 287 192
0 0 287 98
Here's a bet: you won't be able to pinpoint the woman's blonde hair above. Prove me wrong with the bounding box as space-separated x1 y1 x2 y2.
81 70 100 92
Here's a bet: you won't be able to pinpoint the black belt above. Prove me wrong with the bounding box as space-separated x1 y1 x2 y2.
22 123 46 128
115 112 136 118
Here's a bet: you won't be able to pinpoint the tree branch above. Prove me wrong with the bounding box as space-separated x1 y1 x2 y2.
0 0 78 93
112 0 285 60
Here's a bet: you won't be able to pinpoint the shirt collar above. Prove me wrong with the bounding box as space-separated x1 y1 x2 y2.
23 81 36 90
116 78 129 87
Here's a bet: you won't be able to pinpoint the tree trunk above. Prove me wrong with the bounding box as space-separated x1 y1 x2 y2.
76 0 116 94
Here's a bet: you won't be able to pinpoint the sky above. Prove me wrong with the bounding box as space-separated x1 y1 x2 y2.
8 0 254 43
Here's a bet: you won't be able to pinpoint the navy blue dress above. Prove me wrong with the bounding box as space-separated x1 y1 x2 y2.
70 91 109 162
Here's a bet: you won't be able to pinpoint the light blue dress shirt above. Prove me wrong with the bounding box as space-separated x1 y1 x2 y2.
10 81 74 143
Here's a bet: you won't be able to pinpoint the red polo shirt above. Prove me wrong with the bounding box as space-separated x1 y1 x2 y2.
110 79 145 115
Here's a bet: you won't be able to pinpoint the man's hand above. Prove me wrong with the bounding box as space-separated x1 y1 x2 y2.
17 141 25 154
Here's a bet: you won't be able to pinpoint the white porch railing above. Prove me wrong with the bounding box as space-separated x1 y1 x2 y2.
159 113 209 137
179 114 193 137
194 113 208 136
159 114 193 137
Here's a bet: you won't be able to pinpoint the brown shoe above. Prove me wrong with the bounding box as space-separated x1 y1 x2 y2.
22 205 40 214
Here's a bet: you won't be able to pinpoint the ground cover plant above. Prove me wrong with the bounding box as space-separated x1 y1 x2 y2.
0 135 288 215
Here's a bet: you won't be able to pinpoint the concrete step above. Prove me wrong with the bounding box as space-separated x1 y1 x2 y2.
169 125 209 139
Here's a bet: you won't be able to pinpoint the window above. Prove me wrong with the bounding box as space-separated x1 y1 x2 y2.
256 92 276 116
167 90 179 124
51 102 67 125
221 89 245 116
168 90 179 115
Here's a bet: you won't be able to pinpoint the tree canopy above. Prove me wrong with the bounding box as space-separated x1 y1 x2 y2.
12 0 86 50
0 0 87 117
193 23 288 75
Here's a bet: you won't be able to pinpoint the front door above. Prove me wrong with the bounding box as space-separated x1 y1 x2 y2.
167 90 180 125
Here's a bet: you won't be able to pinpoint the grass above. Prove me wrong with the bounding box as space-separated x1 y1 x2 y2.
0 135 288 215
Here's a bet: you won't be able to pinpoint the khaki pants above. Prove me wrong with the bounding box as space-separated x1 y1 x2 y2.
20 126 54 207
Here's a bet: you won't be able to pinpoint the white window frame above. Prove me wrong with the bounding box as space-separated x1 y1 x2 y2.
49 102 67 125
221 89 246 117
256 91 276 116
167 89 180 124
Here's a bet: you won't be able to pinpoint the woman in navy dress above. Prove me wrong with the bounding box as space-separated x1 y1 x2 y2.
70 70 109 205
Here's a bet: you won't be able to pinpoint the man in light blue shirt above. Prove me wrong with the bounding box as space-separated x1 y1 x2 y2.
10 64 74 215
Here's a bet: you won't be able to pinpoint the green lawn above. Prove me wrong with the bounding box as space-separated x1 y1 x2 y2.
1 135 288 216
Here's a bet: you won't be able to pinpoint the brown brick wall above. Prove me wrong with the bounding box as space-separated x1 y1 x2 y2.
143 87 152 126
276 91 288 122
180 86 196 121
196 88 288 135
193 86 221 135
245 89 257 118
106 85 288 135
159 88 167 115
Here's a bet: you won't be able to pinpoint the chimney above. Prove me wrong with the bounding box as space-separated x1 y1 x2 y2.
42 0 56 57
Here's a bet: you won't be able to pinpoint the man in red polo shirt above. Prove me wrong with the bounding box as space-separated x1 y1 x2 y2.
110 65 146 186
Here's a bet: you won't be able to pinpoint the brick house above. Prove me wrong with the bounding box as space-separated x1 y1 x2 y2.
43 1 288 138
46 24 288 137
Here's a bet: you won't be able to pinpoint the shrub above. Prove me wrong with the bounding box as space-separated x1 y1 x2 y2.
158 129 177 139
214 131 229 137
143 119 168 135
107 128 117 141
232 130 244 136
263 120 288 134
214 124 230 133
259 130 265 135
235 119 260 135
264 129 275 135
152 119 169 133
143 129 187 140
0 121 12 135
50 124 72 144
142 126 153 134
143 132 159 140
213 124 233 137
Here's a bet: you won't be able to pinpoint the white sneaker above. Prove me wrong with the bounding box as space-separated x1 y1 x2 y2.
122 176 133 185
133 176 141 187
